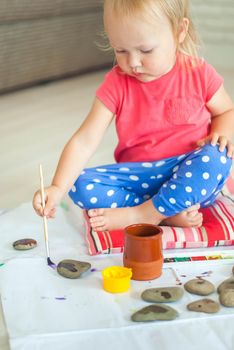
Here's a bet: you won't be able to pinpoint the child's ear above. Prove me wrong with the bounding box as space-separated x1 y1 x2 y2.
178 17 189 43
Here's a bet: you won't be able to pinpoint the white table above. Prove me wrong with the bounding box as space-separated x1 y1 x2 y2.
1 202 234 350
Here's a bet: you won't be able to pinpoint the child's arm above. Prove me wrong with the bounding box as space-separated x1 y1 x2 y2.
197 84 234 158
33 97 114 217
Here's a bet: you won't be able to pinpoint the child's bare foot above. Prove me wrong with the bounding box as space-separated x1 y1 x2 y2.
161 204 203 228
88 200 166 231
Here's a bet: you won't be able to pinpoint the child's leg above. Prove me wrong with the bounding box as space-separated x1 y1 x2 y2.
69 160 179 209
152 144 232 216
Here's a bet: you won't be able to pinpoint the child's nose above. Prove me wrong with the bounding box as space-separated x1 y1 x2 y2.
128 53 141 69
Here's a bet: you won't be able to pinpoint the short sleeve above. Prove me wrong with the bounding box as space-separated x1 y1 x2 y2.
202 61 224 102
96 66 123 114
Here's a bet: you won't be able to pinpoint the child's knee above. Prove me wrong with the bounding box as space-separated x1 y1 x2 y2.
194 144 232 174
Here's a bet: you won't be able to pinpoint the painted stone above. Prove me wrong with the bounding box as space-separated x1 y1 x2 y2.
217 277 234 293
57 259 91 279
184 278 215 296
131 304 178 322
219 290 234 307
13 238 37 250
187 298 220 313
141 287 184 303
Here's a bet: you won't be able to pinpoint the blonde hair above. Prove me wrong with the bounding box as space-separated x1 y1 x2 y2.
103 0 200 58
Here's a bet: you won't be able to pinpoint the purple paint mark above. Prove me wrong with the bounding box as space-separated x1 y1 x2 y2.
55 296 67 300
90 268 98 272
180 274 187 277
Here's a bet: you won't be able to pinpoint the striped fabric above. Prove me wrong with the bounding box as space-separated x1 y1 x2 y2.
84 169 234 255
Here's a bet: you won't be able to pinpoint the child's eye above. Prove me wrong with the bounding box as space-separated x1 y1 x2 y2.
141 49 153 54
115 49 127 54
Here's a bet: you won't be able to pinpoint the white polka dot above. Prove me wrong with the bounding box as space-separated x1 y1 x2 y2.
107 190 115 196
71 185 76 192
203 172 210 180
170 184 176 190
119 167 130 171
142 162 153 168
134 198 140 204
90 197 97 204
173 166 179 172
125 194 130 201
186 160 192 165
169 198 176 204
155 161 165 167
202 156 210 163
177 154 186 160
185 201 191 206
163 183 167 188
110 176 117 180
129 175 139 181
185 186 192 193
143 194 150 200
173 174 177 179
220 156 227 164
93 178 101 183
185 172 192 178
77 201 84 207
217 174 222 181
127 186 132 190
157 174 163 179
158 206 165 213
96 168 107 172
80 171 85 175
86 184 94 190
142 183 149 188
201 189 207 196
150 176 156 179
111 202 117 208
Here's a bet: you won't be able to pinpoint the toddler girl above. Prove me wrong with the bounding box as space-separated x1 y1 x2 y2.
33 0 234 232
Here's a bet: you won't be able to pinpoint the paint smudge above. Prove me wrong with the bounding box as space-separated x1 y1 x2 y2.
90 268 98 272
0 263 5 267
55 296 67 300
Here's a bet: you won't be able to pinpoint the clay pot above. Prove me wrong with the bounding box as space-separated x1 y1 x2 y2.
123 223 163 281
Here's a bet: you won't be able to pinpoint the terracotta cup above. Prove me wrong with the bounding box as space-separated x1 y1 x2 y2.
123 223 163 281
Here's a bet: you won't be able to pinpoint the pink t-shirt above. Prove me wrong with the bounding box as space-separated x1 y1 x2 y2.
96 55 223 163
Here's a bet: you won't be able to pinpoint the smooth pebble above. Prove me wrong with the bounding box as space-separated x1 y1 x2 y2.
131 304 179 322
217 277 234 293
184 278 215 296
141 287 184 303
57 259 91 279
219 290 234 307
187 298 220 313
13 238 37 250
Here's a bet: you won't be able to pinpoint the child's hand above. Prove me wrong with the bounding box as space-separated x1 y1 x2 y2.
32 185 64 219
197 132 234 158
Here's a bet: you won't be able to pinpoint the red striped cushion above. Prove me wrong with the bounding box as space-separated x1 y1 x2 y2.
84 195 234 255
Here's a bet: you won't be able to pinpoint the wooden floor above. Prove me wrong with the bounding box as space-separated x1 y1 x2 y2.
1 68 234 209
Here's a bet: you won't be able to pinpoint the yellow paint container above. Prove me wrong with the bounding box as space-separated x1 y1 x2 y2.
102 266 132 293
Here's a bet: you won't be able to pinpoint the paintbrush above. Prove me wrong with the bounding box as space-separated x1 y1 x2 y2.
39 164 56 268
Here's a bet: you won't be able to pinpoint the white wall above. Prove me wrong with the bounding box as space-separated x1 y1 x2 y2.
191 0 234 69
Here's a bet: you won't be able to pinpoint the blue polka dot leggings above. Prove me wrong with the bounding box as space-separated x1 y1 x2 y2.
69 144 232 217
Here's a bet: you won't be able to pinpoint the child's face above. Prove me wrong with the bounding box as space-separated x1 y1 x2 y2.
105 11 178 82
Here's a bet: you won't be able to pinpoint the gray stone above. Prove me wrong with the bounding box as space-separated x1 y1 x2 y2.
184 278 215 296
141 287 184 303
131 304 179 322
57 259 91 279
219 290 234 307
217 277 234 293
187 298 220 313
13 238 37 250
